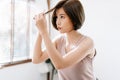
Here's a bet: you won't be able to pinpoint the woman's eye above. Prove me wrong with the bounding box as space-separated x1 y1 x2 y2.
60 16 65 19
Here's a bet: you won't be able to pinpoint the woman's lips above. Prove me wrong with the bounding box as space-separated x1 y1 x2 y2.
57 27 62 30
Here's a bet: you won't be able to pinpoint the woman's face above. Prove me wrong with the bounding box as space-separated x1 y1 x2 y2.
56 8 74 33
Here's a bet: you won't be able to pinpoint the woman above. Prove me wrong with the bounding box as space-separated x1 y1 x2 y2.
32 0 96 80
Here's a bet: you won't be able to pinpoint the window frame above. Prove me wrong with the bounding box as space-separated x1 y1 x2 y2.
0 0 50 69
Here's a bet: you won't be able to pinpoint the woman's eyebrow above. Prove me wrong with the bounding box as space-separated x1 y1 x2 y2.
59 14 65 16
56 13 65 16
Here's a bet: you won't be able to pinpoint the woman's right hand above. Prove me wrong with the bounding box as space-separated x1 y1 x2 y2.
33 12 48 35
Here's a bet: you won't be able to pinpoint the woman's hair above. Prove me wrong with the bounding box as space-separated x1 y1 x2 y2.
45 0 85 30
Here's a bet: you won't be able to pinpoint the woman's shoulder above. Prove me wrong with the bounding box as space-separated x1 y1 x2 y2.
82 35 96 58
82 35 94 44
80 34 95 52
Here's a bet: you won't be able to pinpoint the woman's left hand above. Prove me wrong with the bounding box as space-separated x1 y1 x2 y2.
34 12 48 35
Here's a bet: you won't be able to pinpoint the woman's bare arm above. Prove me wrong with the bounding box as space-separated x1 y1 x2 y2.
32 33 58 64
42 32 95 69
33 13 95 69
32 34 48 64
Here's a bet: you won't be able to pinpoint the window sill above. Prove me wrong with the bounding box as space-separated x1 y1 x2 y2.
0 59 32 69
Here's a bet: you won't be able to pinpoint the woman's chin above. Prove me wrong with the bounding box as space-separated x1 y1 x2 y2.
59 31 65 34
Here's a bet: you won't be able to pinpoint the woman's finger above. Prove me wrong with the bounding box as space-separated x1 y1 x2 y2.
33 15 37 20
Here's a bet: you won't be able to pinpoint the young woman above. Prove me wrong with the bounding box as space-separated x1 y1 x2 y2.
32 0 96 80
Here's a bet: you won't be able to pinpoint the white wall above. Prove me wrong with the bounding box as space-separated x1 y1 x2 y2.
80 0 120 80
0 63 47 80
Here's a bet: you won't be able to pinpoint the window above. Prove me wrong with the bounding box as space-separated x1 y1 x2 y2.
0 0 48 67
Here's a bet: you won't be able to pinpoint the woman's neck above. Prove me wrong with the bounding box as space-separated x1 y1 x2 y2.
65 30 82 46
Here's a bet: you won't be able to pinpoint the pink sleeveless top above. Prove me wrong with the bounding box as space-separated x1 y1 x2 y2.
56 35 96 80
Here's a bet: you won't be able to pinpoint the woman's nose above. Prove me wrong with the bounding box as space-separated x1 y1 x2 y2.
56 19 61 26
